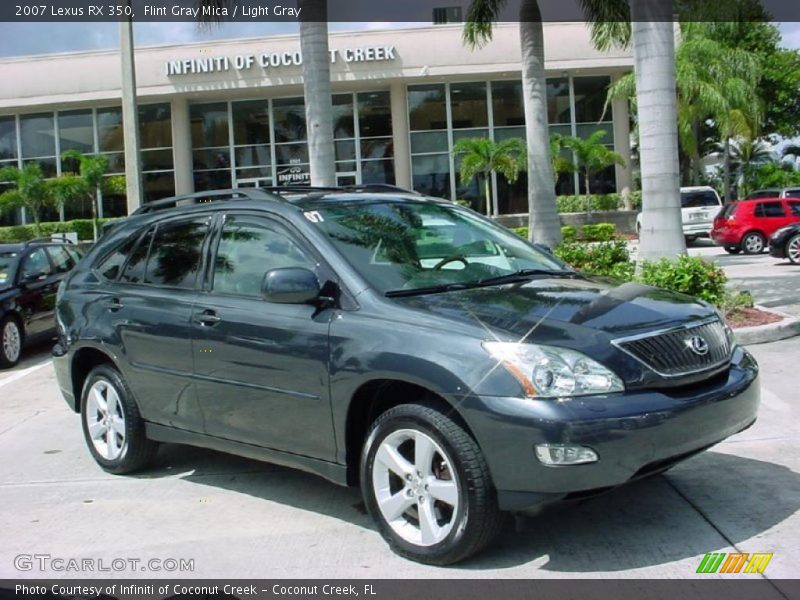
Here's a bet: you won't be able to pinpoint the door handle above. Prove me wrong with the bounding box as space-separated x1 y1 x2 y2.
194 310 221 326
104 298 124 311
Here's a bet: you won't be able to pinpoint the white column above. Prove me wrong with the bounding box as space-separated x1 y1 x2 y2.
389 81 412 190
120 17 143 213
171 97 194 195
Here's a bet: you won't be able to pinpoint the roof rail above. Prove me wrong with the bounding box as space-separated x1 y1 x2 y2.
131 188 284 215
23 236 75 246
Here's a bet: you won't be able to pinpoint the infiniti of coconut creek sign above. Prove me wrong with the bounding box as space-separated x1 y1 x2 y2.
165 45 397 76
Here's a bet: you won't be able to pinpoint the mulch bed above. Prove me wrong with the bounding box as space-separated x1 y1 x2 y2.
727 307 784 329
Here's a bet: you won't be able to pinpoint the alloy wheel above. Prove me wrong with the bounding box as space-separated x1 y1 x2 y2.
371 428 460 547
743 233 765 254
85 380 127 460
2 320 21 364
787 235 800 264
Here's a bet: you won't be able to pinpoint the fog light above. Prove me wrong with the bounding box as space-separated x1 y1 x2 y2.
535 444 598 466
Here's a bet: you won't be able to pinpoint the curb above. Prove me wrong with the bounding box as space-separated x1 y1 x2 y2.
733 305 800 346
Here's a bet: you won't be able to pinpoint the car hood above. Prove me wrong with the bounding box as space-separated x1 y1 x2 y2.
392 275 716 345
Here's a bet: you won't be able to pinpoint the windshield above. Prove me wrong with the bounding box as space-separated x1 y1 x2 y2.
0 251 19 286
310 201 569 295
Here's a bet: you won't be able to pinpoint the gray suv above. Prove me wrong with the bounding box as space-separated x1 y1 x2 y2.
53 187 760 564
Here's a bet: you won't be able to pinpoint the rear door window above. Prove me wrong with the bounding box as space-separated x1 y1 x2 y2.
789 201 800 217
46 245 76 274
754 202 785 218
144 217 211 289
20 248 53 281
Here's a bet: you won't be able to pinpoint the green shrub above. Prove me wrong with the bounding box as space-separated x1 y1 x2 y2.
580 223 616 242
560 225 577 243
556 195 588 213
638 255 727 305
554 240 632 278
555 194 623 213
0 218 119 242
511 226 528 239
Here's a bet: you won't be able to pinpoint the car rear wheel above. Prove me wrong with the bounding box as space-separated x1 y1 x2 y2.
741 232 766 254
361 403 504 565
0 316 22 369
787 233 800 264
80 365 158 474
724 245 742 254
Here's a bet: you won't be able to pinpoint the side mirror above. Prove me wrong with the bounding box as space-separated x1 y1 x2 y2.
261 267 321 304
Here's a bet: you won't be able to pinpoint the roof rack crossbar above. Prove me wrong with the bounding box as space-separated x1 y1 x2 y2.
132 188 285 215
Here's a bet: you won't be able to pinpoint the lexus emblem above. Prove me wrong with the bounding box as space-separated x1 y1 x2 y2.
686 335 710 356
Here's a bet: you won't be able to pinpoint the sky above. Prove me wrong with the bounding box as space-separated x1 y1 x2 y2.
0 20 798 58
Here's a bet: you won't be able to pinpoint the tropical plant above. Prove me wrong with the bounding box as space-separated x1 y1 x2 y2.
559 131 625 198
463 0 562 248
0 163 55 235
451 137 526 216
60 151 115 241
549 133 575 183
710 138 776 198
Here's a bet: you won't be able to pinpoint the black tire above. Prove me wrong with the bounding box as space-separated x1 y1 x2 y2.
80 364 158 474
741 231 766 255
685 235 697 245
0 315 23 369
786 233 800 265
724 245 742 254
361 403 504 565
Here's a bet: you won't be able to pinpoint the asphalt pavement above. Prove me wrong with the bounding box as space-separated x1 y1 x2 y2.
0 332 798 582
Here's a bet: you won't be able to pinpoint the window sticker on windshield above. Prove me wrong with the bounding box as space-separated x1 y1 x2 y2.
304 211 324 223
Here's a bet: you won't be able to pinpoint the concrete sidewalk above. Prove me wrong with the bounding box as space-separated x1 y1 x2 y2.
0 338 798 582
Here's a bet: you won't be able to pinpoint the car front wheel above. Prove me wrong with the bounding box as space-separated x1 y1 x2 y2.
0 316 22 369
80 365 158 474
786 234 800 264
741 232 766 254
361 403 504 565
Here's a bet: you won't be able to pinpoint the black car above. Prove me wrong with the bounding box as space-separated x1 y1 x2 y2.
0 238 83 367
769 222 800 264
53 187 760 565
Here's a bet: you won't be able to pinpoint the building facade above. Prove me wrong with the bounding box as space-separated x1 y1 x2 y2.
0 22 633 225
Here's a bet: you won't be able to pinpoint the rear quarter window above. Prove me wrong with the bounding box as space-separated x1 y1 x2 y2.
789 201 800 218
755 202 785 218
94 233 142 281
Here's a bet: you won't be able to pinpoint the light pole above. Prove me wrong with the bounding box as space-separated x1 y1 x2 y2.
119 1 143 214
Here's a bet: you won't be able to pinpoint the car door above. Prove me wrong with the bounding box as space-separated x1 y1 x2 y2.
16 246 59 339
106 216 212 431
192 213 336 460
755 201 789 237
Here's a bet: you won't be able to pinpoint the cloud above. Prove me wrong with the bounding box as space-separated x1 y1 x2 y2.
778 22 800 49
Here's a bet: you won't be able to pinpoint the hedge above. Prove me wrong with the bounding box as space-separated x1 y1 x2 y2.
0 218 119 243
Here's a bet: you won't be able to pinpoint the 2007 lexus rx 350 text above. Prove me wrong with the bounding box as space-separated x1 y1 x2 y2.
53 187 759 565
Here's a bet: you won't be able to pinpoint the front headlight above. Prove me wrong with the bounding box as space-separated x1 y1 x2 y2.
483 342 624 399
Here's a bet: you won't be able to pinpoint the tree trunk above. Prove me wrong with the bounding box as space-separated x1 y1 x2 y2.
723 137 732 202
300 1 335 188
630 1 685 262
690 118 701 185
584 171 591 198
484 172 492 217
31 209 42 237
91 191 99 241
519 0 561 248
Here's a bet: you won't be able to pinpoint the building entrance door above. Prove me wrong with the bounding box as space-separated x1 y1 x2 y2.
336 173 358 187
235 177 272 189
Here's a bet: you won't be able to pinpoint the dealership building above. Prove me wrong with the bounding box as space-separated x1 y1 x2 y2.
0 22 634 225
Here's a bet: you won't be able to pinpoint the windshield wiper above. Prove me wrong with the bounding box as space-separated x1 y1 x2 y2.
476 268 575 286
385 282 482 297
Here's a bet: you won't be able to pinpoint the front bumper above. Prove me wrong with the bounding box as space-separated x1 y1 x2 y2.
459 346 759 511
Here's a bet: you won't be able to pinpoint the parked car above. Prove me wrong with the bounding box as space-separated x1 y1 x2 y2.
769 222 800 264
53 187 760 565
0 238 84 367
711 197 800 254
636 186 722 243
746 187 800 200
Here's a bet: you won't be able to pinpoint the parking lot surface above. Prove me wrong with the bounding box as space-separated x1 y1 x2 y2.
0 331 798 584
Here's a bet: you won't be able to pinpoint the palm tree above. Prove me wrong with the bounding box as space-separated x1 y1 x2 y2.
549 133 576 183
559 131 626 197
0 163 54 235
463 0 562 248
451 137 527 216
197 0 336 187
583 0 685 261
61 151 113 240
713 137 776 198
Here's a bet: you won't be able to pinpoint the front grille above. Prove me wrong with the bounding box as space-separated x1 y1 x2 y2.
613 318 732 378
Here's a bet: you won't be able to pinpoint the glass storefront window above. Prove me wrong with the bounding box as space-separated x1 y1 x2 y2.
232 100 270 146
332 94 355 139
361 138 393 161
412 154 451 199
58 110 93 154
491 81 524 127
191 103 229 148
547 78 571 124
449 82 487 129
20 113 55 159
0 116 18 161
139 104 172 150
362 159 395 185
273 98 306 143
408 84 447 131
97 107 123 152
573 76 611 124
235 145 271 168
143 172 175 202
358 91 392 137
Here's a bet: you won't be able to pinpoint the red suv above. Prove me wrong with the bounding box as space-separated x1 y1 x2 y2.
711 197 800 254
